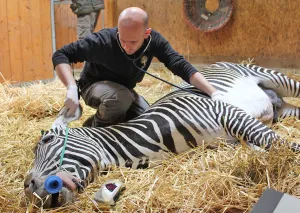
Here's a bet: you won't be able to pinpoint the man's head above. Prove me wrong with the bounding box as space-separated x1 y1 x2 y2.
118 7 151 55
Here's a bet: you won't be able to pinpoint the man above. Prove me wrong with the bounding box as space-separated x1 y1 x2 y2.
52 7 223 127
69 0 105 40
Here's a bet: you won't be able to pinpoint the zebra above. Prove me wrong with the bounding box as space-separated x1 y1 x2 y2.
24 63 300 208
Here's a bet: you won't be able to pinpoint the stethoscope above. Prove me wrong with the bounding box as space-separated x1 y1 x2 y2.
116 32 201 96
116 32 152 62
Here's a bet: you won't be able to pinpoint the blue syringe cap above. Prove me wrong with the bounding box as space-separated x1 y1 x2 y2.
44 175 63 194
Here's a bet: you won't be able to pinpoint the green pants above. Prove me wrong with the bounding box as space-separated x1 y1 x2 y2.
81 81 150 127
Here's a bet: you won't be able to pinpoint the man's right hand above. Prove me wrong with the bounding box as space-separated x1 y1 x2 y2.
65 85 79 117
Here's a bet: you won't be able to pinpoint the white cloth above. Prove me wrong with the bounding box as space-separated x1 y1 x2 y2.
52 105 82 129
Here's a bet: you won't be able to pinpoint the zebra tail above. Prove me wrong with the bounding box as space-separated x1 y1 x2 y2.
277 101 300 120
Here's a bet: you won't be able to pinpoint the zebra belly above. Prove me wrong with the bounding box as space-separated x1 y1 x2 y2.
167 119 236 154
219 77 274 124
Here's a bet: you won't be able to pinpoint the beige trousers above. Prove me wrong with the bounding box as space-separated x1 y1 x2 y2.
77 10 100 40
81 81 150 127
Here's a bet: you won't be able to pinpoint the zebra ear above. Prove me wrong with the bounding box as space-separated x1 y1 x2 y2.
41 130 45 135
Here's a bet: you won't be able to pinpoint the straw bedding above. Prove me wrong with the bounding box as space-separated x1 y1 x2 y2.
0 65 299 213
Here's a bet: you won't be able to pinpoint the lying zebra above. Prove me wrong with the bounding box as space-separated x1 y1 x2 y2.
24 62 300 208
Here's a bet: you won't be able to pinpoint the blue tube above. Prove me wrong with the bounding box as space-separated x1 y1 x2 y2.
44 175 63 194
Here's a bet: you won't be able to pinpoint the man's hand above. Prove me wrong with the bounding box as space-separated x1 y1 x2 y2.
52 104 82 129
211 90 227 103
65 85 79 117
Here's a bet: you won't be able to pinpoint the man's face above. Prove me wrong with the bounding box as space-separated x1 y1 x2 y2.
118 24 148 55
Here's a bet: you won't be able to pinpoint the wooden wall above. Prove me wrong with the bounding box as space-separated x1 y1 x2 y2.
0 0 53 84
54 2 77 50
0 0 114 84
115 0 300 68
1 0 298 84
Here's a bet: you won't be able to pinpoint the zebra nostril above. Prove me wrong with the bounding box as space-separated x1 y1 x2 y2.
24 173 34 189
31 179 35 186
24 183 29 189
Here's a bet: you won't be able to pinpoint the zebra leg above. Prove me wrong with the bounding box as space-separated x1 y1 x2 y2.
277 100 300 121
216 101 300 152
213 62 300 99
245 64 300 98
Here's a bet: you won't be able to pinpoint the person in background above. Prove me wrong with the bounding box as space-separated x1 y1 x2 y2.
67 0 105 40
52 7 225 128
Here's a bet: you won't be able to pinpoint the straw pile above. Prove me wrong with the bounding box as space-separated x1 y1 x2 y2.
0 65 299 213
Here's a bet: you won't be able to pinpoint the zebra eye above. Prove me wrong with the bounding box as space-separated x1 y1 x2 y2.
41 134 55 144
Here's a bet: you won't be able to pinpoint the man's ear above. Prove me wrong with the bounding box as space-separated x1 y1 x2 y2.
146 28 152 35
144 28 152 38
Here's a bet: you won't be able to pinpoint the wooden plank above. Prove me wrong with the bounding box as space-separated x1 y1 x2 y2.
54 4 63 49
72 8 77 41
60 4 70 47
104 0 115 28
103 0 108 28
94 9 103 32
67 5 76 42
70 6 84 69
66 4 83 69
0 0 11 83
30 0 43 81
40 0 53 80
95 0 114 31
7 0 23 83
19 0 34 82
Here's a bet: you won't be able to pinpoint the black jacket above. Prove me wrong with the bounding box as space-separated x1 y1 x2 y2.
52 27 198 90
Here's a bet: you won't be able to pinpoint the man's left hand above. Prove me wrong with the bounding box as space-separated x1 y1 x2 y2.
211 90 227 103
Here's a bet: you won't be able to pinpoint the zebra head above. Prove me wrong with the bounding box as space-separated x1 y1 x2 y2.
24 127 99 208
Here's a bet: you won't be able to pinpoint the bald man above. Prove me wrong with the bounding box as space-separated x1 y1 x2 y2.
52 7 223 127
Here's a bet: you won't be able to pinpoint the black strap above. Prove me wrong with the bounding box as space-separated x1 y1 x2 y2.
75 79 81 100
